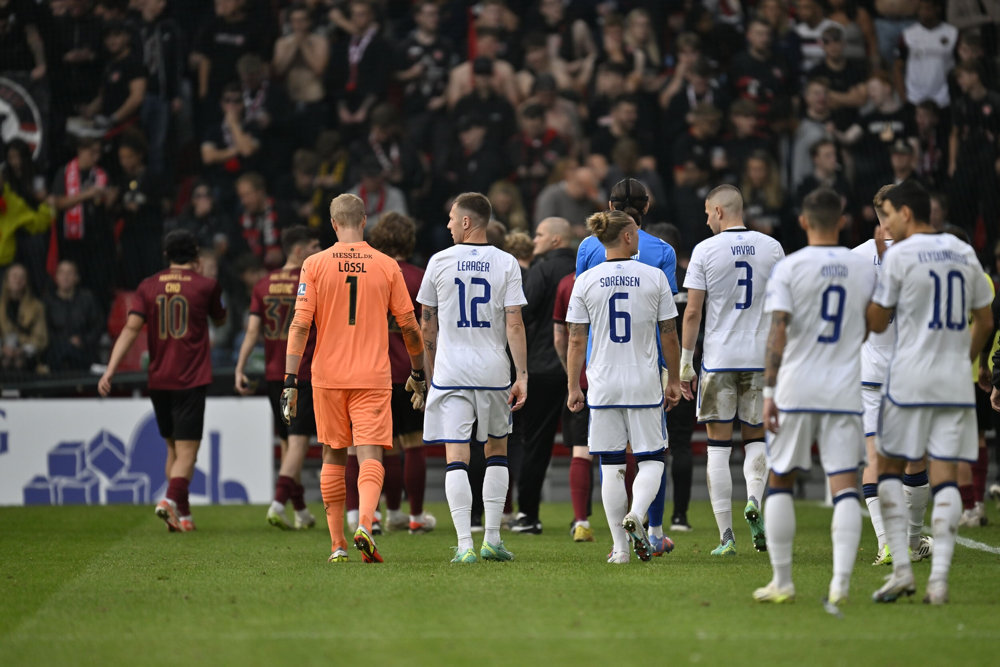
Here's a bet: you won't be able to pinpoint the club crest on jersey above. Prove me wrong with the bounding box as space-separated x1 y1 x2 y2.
297 283 306 295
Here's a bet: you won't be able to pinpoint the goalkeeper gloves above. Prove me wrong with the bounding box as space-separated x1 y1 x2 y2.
405 368 427 410
680 348 696 383
280 374 298 424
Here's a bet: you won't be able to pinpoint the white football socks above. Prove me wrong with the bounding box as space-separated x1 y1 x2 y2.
930 485 961 584
865 495 886 551
482 463 509 546
445 466 474 552
765 491 795 588
904 480 930 550
631 461 664 521
743 440 767 506
831 490 862 596
601 464 629 554
706 445 733 542
878 477 913 579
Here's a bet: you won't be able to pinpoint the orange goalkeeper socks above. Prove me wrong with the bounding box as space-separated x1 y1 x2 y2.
358 458 385 534
320 463 346 551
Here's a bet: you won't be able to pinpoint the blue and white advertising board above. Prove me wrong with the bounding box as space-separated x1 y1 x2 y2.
0 398 271 506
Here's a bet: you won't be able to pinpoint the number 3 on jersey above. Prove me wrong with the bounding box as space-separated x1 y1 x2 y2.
735 261 752 310
455 277 491 328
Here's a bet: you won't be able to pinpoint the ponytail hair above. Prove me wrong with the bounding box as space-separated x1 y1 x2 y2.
587 209 635 246
609 177 649 226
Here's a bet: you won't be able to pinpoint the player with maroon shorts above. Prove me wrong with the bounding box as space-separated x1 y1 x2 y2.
235 226 322 530
100 230 226 532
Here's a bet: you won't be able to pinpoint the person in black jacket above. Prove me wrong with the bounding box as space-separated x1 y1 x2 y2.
44 259 102 372
511 217 576 534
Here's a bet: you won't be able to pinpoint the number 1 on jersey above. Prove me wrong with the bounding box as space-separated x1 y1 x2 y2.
346 275 358 325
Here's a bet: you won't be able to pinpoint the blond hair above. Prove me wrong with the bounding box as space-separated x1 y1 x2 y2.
329 193 366 228
504 231 533 263
872 183 894 208
587 209 634 246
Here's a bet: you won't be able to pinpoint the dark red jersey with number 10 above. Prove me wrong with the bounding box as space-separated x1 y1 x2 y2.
131 267 226 390
249 267 316 383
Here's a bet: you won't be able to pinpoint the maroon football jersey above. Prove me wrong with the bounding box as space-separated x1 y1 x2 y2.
249 267 316 382
553 272 586 391
387 260 423 385
131 267 226 390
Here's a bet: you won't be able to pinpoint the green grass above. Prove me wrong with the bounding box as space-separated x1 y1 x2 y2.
1 500 997 666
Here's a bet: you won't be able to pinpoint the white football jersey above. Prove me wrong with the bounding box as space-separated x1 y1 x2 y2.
417 243 527 389
566 259 677 407
873 233 993 407
765 246 875 412
852 238 896 385
684 228 785 371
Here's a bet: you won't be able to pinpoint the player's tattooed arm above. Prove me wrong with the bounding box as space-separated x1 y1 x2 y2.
420 306 438 378
658 319 676 335
567 322 590 337
764 311 790 387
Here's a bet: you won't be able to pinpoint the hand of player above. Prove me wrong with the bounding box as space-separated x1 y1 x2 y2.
663 381 681 411
280 375 298 424
764 397 779 434
977 365 992 393
509 377 527 411
235 372 253 396
405 369 427 411
567 387 586 413
680 376 696 401
991 387 1000 413
98 372 112 397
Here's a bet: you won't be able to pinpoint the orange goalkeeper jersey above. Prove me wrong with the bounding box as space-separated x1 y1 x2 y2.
291 241 414 389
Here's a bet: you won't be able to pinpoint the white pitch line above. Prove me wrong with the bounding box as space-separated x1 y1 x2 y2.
924 525 1000 555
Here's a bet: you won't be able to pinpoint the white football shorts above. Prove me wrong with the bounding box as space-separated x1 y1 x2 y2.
588 406 667 455
766 411 865 476
862 385 881 437
422 386 512 444
697 370 763 426
877 399 978 463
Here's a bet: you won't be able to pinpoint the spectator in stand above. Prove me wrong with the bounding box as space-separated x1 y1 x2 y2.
624 7 665 93
452 57 518 154
191 0 269 119
275 149 322 229
48 0 104 162
532 0 595 82
809 25 868 132
584 13 643 97
52 136 117 311
395 0 458 171
271 3 329 152
134 0 184 177
915 100 947 191
509 103 567 215
200 83 262 204
742 150 791 238
759 0 802 84
671 156 713 249
533 166 602 232
894 0 957 108
658 32 704 112
349 103 426 208
81 21 147 136
0 0 47 79
444 114 507 197
795 0 839 74
949 59 1000 255
469 0 521 72
722 100 773 183
605 138 670 223
929 190 949 230
1 139 49 291
526 74 582 158
329 0 390 139
116 128 164 289
164 181 237 264
791 77 835 190
487 180 528 233
237 53 292 178
663 57 727 141
0 262 46 374
589 94 653 165
446 27 519 110
827 0 879 67
874 0 917 68
671 103 726 182
794 138 854 245
841 70 916 219
585 61 629 138
889 139 922 187
235 171 289 269
516 32 573 100
948 31 999 105
729 15 790 136
347 156 408 233
44 259 101 372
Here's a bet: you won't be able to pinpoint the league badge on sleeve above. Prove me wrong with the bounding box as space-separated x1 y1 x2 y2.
297 283 307 296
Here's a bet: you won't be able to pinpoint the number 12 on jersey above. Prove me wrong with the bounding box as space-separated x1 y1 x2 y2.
455 277 491 328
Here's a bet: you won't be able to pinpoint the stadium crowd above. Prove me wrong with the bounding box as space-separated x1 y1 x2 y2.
1 0 998 378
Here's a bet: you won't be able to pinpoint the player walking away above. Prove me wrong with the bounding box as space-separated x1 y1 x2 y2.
369 212 436 535
680 184 784 556
566 210 682 564
282 194 426 564
418 192 528 564
234 226 321 531
867 180 994 604
575 178 679 556
99 230 226 532
553 272 596 542
855 185 935 566
755 188 874 605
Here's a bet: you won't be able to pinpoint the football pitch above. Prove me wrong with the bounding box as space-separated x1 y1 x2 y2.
1 501 996 666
